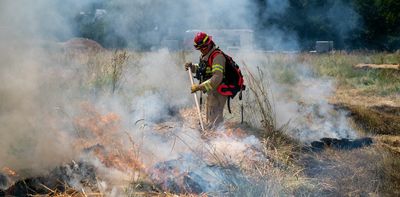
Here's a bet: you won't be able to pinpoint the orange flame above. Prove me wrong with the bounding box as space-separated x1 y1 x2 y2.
2 167 18 177
73 102 146 173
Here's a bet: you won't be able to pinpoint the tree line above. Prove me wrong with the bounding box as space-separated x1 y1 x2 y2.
73 0 400 51
254 0 400 51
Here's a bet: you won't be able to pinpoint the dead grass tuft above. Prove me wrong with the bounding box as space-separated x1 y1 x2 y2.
241 63 296 147
344 104 400 135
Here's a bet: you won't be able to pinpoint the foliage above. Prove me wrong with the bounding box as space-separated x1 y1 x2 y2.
73 4 127 48
254 0 400 51
69 0 400 51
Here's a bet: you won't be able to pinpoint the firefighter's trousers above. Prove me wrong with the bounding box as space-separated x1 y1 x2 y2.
205 90 227 128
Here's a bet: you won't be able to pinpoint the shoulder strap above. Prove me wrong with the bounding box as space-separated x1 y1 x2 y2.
227 97 232 114
207 49 222 67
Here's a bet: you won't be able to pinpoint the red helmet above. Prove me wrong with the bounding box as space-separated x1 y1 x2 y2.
193 32 212 49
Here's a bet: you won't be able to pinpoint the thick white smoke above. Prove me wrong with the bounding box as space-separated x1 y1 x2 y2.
237 52 358 142
0 0 361 194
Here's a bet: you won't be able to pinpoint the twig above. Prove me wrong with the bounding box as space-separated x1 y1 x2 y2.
81 188 88 197
39 183 56 194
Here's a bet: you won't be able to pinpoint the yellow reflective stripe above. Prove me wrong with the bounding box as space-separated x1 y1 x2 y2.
212 64 224 73
206 67 212 74
203 35 209 44
213 68 223 73
205 82 213 92
212 64 223 69
202 80 213 92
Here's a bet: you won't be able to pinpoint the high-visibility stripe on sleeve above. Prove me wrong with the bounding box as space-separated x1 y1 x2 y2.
212 64 224 73
206 67 212 74
202 80 213 92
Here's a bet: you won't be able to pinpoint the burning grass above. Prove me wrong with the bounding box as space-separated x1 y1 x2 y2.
2 49 400 196
73 102 144 172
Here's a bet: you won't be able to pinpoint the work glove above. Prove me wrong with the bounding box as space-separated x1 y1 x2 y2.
185 62 193 71
191 84 201 93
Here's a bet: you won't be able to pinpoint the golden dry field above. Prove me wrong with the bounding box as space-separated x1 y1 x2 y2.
1 48 399 196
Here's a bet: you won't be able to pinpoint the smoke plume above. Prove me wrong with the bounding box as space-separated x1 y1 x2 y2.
0 0 362 194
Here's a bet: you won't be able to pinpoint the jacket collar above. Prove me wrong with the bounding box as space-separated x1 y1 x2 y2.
201 45 218 60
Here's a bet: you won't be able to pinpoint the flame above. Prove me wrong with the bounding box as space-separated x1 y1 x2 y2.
74 102 121 138
225 127 247 138
73 102 146 173
2 167 18 177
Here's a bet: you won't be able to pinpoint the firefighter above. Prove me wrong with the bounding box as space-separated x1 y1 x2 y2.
185 32 227 129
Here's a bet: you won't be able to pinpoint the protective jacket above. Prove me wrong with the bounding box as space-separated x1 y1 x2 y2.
189 46 225 127
192 45 225 93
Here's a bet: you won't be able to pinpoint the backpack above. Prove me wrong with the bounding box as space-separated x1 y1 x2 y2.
205 49 246 113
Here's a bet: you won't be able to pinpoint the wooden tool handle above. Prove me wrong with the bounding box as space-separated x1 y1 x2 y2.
188 67 205 132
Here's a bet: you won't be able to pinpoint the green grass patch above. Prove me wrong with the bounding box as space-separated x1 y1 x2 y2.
302 53 400 96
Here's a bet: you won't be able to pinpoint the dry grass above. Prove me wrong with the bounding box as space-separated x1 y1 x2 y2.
4 49 399 196
354 63 400 70
376 135 400 155
61 50 400 196
242 65 276 133
295 52 400 196
300 146 387 196
302 52 400 96
345 104 400 135
50 49 131 96
86 50 129 94
232 62 316 195
376 148 400 195
238 52 400 196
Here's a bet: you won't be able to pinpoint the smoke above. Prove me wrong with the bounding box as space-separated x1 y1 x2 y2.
274 78 357 142
264 0 289 15
254 0 360 50
259 27 300 51
108 0 255 49
0 29 75 181
326 1 360 47
0 0 102 185
0 1 73 173
238 52 358 142
0 0 363 195
0 0 80 41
